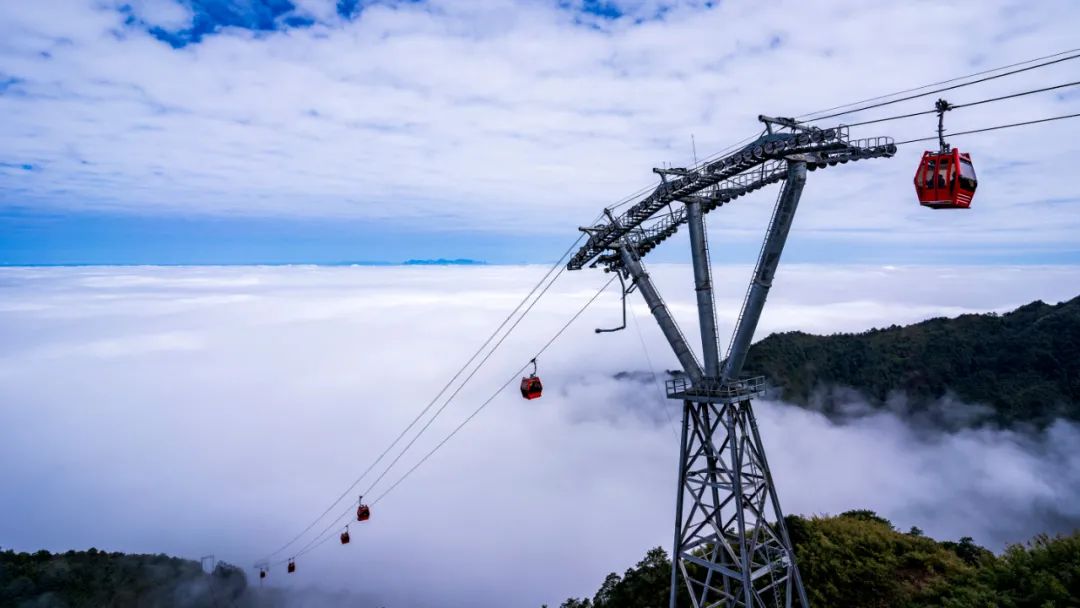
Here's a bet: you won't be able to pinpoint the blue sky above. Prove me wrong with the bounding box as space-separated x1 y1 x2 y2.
1 0 1079 265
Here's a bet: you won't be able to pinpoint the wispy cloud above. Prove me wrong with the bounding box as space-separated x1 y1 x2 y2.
0 0 1078 258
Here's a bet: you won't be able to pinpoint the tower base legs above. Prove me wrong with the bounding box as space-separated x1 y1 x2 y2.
670 398 809 608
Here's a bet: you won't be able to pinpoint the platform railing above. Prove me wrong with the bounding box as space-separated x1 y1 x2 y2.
665 375 767 401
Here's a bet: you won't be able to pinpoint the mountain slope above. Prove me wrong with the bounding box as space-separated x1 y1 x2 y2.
553 513 1080 608
743 295 1080 427
0 549 247 607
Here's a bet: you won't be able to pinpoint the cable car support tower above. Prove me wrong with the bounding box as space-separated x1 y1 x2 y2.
568 116 896 608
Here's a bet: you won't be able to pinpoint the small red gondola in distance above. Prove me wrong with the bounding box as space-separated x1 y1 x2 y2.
340 526 351 545
914 98 977 209
520 358 542 400
287 559 295 574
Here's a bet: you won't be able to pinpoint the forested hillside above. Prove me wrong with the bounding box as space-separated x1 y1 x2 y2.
0 548 375 607
0 549 250 607
554 512 1080 608
744 295 1080 427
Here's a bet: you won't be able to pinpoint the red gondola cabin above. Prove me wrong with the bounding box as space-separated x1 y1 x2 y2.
340 528 350 544
520 375 543 400
914 148 977 209
287 560 296 574
357 503 370 522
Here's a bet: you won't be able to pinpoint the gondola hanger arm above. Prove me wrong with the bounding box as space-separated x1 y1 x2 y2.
595 272 628 334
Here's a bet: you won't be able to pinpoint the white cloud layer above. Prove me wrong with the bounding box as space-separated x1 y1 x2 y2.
1 263 1078 606
1 1 1079 250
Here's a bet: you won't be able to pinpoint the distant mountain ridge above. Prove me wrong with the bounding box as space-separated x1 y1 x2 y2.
743 295 1080 427
328 258 488 266
403 258 486 265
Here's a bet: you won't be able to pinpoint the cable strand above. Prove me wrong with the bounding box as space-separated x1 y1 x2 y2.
797 47 1080 120
806 52 1080 123
283 275 618 563
257 230 592 563
369 274 618 507
894 112 1080 145
840 80 1080 128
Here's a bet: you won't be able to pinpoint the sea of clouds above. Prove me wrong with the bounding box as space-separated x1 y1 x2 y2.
1 263 1078 607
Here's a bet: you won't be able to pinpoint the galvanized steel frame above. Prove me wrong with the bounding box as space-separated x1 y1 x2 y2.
570 116 895 608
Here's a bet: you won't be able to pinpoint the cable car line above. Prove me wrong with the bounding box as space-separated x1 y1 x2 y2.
840 80 1080 128
276 275 618 566
894 111 1080 146
257 228 594 563
256 50 1080 575
291 275 617 561
597 50 1079 219
260 208 610 566
805 51 1080 123
350 258 575 501
600 49 1080 215
274 265 573 564
950 80 1080 110
369 273 618 508
796 46 1080 121
259 95 1073 569
282 531 338 569
285 260 586 560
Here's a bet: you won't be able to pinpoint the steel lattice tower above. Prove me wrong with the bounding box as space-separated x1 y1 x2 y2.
568 116 896 608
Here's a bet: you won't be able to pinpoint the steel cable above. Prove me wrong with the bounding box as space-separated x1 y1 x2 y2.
280 274 618 564
273 260 590 565
355 259 576 500
797 47 1080 120
369 273 618 507
838 80 1080 128
894 112 1080 146
257 221 597 563
804 52 1080 123
276 243 602 562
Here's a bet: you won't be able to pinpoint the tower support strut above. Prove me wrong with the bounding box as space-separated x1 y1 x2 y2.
686 200 722 377
723 161 807 381
619 245 704 384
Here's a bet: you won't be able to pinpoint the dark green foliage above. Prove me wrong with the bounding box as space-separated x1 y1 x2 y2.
558 548 675 608
940 536 994 567
590 548 672 608
792 514 988 607
0 548 249 608
838 509 895 529
555 515 1080 608
985 533 1080 608
744 295 1080 428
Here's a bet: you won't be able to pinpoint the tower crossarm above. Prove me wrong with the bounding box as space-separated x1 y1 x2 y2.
568 123 896 271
